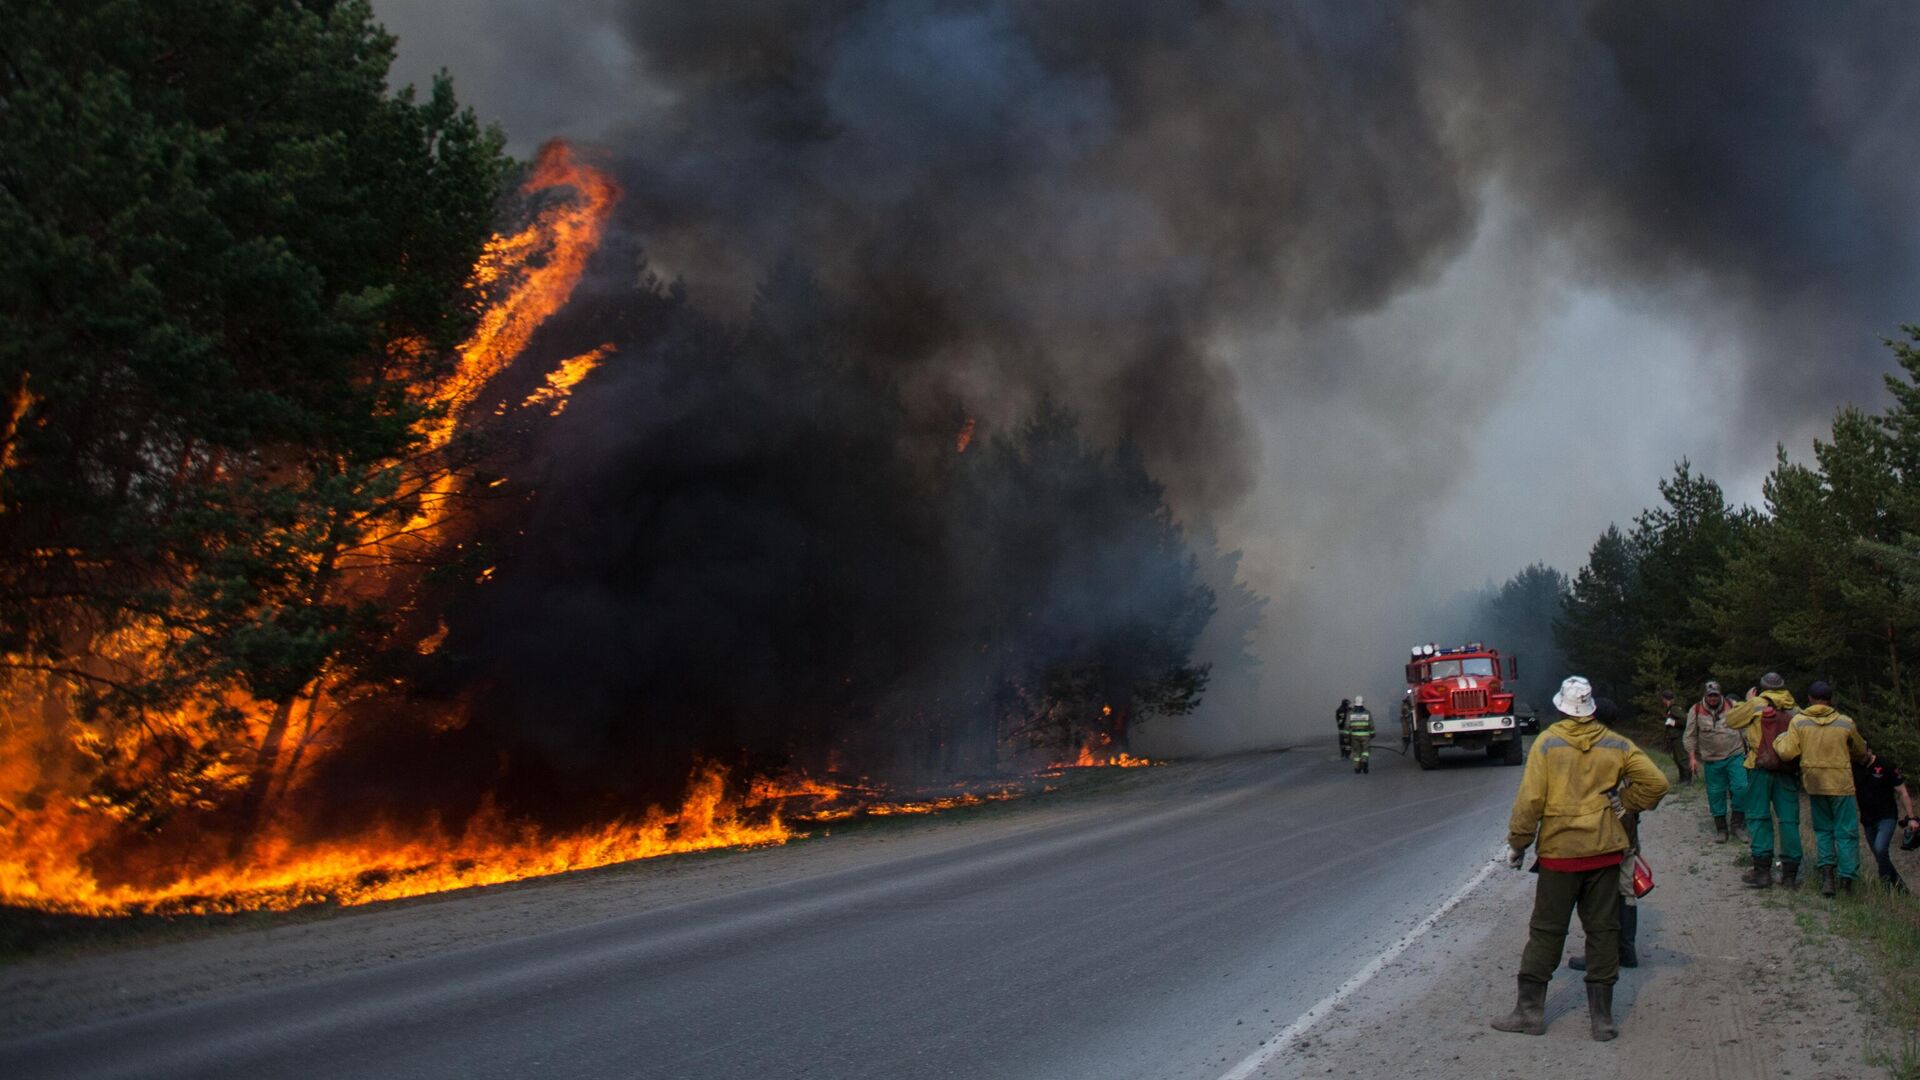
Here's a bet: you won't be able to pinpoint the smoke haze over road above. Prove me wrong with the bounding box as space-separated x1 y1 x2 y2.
377 0 1920 747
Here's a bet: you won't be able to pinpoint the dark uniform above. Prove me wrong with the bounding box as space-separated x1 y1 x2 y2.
1347 706 1374 773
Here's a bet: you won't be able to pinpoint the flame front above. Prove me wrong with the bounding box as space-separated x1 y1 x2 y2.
406 140 622 541
0 140 1074 920
0 141 634 918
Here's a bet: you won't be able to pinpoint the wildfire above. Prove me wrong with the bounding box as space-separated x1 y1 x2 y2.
406 140 621 539
0 136 1135 922
0 373 32 478
1054 746 1157 769
0 766 1055 916
0 764 795 916
524 345 613 416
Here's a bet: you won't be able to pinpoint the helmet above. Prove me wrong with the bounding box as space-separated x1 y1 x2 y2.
1352 695 1365 707
1340 698 1350 707
1903 820 1920 852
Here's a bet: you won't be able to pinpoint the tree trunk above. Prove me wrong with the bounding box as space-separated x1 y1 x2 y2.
1887 621 1902 703
0 370 30 476
227 694 297 860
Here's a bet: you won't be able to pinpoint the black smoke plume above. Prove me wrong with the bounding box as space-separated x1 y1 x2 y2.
361 0 1920 772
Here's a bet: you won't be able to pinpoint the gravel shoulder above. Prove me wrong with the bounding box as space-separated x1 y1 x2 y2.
1255 779 1914 1080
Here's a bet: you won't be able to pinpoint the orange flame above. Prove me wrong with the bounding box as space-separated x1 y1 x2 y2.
955 417 976 453
1053 745 1157 769
0 138 1079 920
0 766 1044 916
523 345 613 416
0 374 31 478
0 764 793 915
427 141 619 449
407 141 621 539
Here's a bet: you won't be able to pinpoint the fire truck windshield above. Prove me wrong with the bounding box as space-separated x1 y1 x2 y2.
1425 657 1495 679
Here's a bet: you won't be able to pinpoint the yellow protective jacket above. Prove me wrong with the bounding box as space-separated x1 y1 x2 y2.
1724 689 1798 768
1508 718 1670 858
1770 704 1870 796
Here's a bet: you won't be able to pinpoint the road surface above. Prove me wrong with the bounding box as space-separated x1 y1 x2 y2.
2 744 1521 1080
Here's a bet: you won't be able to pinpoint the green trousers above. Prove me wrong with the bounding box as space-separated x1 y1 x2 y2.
1702 753 1748 818
1746 767 1803 861
1807 793 1860 881
1520 864 1620 987
1350 733 1371 764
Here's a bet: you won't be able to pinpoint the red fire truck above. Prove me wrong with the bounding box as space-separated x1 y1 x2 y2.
1399 642 1537 769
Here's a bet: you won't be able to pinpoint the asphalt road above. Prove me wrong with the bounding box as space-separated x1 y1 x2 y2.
2 742 1523 1080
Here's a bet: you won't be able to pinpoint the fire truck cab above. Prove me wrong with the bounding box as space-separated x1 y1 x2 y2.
1400 642 1537 770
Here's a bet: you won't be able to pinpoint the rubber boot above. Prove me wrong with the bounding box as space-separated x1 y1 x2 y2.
1731 811 1750 842
1743 854 1773 889
1587 984 1618 1042
1780 860 1801 891
1820 866 1836 897
1838 876 1854 897
1618 905 1639 968
1713 815 1729 842
1491 978 1548 1036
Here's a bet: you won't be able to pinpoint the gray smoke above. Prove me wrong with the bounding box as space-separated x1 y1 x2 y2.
377 0 1920 749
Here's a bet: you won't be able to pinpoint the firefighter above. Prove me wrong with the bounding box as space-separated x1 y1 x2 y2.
1568 699 1645 971
1336 697 1351 758
1347 696 1374 774
1684 680 1749 842
1726 673 1801 889
1770 682 1871 896
1660 689 1692 783
1492 676 1668 1042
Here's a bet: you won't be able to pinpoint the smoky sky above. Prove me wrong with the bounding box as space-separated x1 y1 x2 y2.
378 0 1920 746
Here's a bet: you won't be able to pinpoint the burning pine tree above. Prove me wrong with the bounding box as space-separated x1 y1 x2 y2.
2 1 1245 916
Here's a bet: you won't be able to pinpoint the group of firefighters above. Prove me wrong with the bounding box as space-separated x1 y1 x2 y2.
1337 671 1917 1042
1491 673 1916 1042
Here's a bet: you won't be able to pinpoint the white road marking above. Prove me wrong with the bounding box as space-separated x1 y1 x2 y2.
1216 851 1504 1080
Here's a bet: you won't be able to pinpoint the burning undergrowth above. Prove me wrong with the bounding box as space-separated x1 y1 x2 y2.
0 138 1209 917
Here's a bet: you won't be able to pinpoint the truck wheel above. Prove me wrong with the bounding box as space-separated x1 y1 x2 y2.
1414 736 1438 770
1502 733 1525 766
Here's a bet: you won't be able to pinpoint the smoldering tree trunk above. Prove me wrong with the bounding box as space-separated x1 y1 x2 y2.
271 689 328 808
227 694 297 860
0 371 30 474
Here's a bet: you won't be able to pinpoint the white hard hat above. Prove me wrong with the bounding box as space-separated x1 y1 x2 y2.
1552 676 1596 717
1352 695 1365 707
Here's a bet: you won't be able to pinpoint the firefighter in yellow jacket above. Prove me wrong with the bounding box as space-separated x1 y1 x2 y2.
1771 681 1871 896
1492 676 1669 1042
1726 674 1801 888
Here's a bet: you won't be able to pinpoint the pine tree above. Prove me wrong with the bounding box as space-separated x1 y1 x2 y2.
0 0 508 829
1555 526 1640 699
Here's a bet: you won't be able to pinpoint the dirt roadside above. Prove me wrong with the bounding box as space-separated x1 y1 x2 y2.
1255 779 1916 1080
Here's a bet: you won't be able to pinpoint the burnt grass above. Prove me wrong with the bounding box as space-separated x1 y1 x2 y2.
0 760 1163 966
